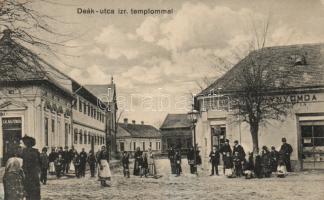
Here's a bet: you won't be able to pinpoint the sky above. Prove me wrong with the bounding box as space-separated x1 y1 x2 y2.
28 0 324 127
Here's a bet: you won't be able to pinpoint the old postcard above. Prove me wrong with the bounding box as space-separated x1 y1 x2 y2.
0 0 324 199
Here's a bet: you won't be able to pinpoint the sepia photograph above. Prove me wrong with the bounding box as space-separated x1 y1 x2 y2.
0 0 324 199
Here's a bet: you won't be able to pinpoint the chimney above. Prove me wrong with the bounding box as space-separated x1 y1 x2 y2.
141 121 144 125
132 120 136 125
124 118 128 125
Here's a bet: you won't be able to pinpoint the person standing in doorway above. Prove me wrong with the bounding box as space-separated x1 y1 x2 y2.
20 135 41 200
79 148 88 177
220 139 232 174
40 147 49 185
279 138 293 172
209 146 220 176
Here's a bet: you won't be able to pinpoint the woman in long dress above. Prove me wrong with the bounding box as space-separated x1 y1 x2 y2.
133 147 142 176
20 135 41 200
3 156 25 200
97 146 111 187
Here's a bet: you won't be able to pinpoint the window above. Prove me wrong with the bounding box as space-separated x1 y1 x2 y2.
142 142 145 151
88 134 91 144
44 117 49 146
79 99 82 112
150 142 152 148
156 142 158 150
51 119 55 132
84 131 87 144
74 129 78 144
90 106 93 117
97 111 100 120
84 103 87 115
88 104 91 116
133 142 136 151
120 142 125 152
94 109 97 119
79 130 83 144
99 113 102 121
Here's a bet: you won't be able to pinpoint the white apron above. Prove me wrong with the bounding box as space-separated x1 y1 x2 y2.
98 159 111 180
69 162 75 171
49 162 55 173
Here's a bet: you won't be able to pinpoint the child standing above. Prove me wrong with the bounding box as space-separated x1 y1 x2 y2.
224 152 234 177
233 152 243 177
121 151 130 178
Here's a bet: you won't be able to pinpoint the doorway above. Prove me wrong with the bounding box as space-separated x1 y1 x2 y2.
2 117 22 166
300 121 324 169
211 126 226 150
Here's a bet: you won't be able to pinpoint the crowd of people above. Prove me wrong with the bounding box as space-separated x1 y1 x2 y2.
2 135 112 200
167 137 293 179
2 135 293 199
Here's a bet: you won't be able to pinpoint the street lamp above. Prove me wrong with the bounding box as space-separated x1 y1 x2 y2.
187 109 199 175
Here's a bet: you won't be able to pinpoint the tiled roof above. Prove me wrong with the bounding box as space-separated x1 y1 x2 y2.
200 43 324 96
84 84 115 102
0 31 47 81
160 114 191 129
117 123 161 138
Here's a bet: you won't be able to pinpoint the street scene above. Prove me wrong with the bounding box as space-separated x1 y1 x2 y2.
1 0 324 199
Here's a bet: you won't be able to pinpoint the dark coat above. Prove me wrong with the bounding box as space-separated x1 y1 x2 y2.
3 170 25 200
223 155 233 169
122 154 130 168
87 154 97 166
62 150 70 163
79 151 88 164
168 149 175 161
220 144 232 157
279 143 293 159
209 150 220 164
261 151 272 177
233 145 246 161
270 150 279 172
48 151 57 162
21 147 41 200
40 152 49 170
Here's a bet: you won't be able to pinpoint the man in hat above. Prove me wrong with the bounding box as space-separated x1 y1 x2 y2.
209 146 220 176
233 140 246 163
20 135 41 200
220 139 232 174
279 137 293 172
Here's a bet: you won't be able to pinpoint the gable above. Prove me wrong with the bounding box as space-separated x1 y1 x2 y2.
0 101 27 111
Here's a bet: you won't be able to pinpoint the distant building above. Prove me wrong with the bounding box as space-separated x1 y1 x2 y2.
116 119 161 153
160 114 192 153
85 81 118 153
0 30 113 165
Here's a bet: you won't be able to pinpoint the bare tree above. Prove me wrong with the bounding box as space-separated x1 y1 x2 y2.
228 16 294 153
